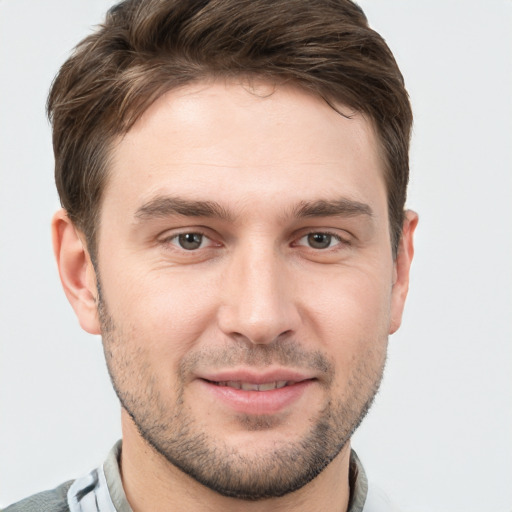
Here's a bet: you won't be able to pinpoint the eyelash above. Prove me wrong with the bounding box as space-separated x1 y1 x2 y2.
163 230 216 251
294 231 349 250
161 230 350 252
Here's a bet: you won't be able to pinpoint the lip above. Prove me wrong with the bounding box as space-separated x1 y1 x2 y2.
199 368 317 384
197 368 317 415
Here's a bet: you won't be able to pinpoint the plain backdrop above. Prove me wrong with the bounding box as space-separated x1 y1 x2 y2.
1 1 511 510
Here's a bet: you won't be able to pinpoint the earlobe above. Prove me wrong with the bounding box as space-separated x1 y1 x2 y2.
389 210 419 334
52 209 101 335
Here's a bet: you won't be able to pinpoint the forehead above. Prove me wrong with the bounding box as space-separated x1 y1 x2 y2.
105 80 387 220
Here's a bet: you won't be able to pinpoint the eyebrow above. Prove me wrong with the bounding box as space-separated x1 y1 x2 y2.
292 199 373 219
134 196 373 223
135 196 234 222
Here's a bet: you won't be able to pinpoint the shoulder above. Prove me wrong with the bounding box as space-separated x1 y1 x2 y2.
3 480 73 512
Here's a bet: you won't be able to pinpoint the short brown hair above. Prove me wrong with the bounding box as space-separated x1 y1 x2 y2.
48 0 412 259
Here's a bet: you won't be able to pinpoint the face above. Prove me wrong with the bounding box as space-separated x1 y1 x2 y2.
90 81 407 499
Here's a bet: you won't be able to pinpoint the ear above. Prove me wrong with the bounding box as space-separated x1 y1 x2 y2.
52 209 101 335
389 210 418 334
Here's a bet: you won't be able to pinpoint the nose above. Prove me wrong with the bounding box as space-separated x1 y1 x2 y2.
217 243 301 345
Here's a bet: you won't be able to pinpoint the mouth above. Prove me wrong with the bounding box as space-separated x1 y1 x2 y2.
198 372 316 415
207 380 296 391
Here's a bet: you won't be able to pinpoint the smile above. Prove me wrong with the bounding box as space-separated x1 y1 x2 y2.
200 376 315 415
211 380 294 391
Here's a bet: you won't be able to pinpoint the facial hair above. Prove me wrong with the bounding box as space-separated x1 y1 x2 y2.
98 291 386 501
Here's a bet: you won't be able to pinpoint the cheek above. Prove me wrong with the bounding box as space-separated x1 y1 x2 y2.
301 265 393 363
101 265 219 365
308 272 390 402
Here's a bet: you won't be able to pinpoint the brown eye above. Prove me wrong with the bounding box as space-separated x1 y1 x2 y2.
177 233 204 250
307 233 334 249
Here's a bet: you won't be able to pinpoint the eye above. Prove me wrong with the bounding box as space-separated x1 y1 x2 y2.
297 232 343 250
171 232 209 250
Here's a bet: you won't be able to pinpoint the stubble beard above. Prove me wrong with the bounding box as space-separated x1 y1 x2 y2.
98 294 386 501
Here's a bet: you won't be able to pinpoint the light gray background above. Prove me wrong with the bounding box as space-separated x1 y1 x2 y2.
1 1 511 510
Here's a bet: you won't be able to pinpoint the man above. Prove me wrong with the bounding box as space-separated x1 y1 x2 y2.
5 0 417 510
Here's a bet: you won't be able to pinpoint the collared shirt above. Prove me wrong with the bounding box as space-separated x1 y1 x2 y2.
5 441 400 511
67 441 130 512
67 441 399 512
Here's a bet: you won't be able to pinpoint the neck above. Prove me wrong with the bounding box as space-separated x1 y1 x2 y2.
119 412 352 512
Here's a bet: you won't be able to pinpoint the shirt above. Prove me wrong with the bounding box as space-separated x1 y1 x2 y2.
5 441 400 511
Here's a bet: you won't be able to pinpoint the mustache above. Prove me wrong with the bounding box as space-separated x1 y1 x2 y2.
178 338 335 383
96 292 335 383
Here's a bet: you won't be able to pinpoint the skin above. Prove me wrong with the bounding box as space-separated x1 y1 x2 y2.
53 80 417 512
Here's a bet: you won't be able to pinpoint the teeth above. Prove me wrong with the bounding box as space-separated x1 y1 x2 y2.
241 382 259 391
215 380 293 391
257 382 278 391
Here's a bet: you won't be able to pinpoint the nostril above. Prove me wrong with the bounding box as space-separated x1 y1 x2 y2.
216 291 301 346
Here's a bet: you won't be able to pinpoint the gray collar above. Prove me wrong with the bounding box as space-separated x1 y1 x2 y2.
71 440 369 512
